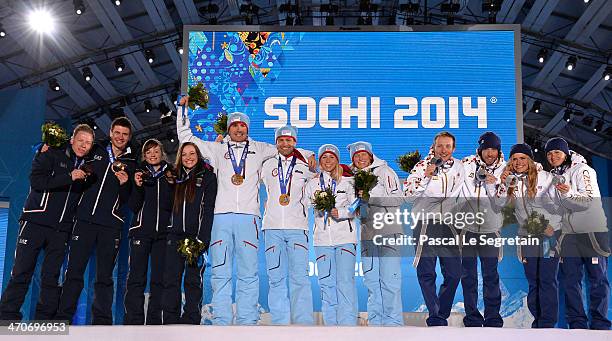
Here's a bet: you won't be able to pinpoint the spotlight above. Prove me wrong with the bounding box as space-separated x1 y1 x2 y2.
114 0 121 6
566 56 577 71
48 78 60 92
176 41 183 55
145 49 155 64
28 9 56 34
533 100 541 114
167 132 176 143
563 109 572 122
537 48 547 64
74 0 85 15
144 100 152 113
115 57 125 72
584 0 590 3
82 67 93 82
603 66 611 81
593 120 603 132
0 23 5 37
82 117 97 130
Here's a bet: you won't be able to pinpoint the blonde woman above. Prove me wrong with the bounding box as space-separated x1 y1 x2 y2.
304 144 357 326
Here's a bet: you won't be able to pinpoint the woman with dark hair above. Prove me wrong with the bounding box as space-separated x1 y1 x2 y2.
162 142 217 324
124 139 174 325
496 143 561 328
544 137 610 330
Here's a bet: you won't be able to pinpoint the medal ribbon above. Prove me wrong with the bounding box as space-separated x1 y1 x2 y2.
228 141 249 179
278 156 297 197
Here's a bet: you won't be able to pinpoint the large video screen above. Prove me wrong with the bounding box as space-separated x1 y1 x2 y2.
183 26 530 325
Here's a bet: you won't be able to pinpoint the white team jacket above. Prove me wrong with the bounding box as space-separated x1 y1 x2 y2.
460 154 506 234
261 153 316 230
177 112 312 217
304 171 357 247
403 157 465 224
554 152 607 234
492 169 562 236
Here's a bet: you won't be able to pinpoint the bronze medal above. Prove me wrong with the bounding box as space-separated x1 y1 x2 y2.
112 160 127 173
231 174 244 185
279 193 290 206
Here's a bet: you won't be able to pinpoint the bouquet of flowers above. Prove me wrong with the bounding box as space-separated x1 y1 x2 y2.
354 169 378 201
396 151 421 173
313 188 336 212
501 203 518 227
187 82 209 110
213 113 228 136
41 122 69 148
177 237 205 266
524 211 549 236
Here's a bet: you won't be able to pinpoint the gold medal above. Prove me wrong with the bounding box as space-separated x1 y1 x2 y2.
279 194 290 206
231 174 244 185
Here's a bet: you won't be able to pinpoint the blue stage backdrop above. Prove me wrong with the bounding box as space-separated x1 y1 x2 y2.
0 86 46 319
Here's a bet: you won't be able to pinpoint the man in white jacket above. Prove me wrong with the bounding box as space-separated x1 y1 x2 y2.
176 97 315 325
544 137 610 330
260 125 315 325
404 131 465 327
459 132 505 328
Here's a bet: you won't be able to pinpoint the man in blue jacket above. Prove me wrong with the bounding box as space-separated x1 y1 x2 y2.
0 124 94 322
56 117 137 325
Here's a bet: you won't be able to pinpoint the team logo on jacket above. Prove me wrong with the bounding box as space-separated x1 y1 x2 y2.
271 168 278 177
18 238 27 245
60 162 67 168
115 239 120 249
72 235 79 241
224 152 230 159
132 240 141 246
94 155 103 160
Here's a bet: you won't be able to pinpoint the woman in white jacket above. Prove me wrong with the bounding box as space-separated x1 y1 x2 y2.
304 144 357 326
543 137 610 330
496 143 561 328
348 141 404 326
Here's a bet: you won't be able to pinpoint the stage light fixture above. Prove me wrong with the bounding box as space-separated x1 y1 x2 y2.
28 9 56 34
49 78 60 91
114 0 121 6
603 66 611 81
533 100 541 114
74 0 85 15
167 132 176 143
563 109 572 122
115 57 125 72
144 100 152 113
566 56 577 71
145 49 155 64
82 67 93 81
176 41 183 55
0 23 5 37
537 48 547 63
593 120 603 132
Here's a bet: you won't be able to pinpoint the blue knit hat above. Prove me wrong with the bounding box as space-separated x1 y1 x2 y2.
347 141 373 161
318 144 340 161
544 137 569 155
227 112 250 131
274 125 298 142
478 131 501 152
509 143 533 159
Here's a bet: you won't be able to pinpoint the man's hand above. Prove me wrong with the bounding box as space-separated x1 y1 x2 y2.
331 208 339 219
215 134 224 142
485 173 497 185
424 164 436 178
179 96 189 107
544 225 554 237
500 169 511 184
134 171 144 187
40 144 49 153
115 170 129 185
71 169 87 181
308 155 317 172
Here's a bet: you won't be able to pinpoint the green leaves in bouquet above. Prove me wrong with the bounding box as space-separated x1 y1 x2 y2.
213 113 228 136
396 151 421 173
187 82 209 111
41 122 69 148
525 211 549 236
313 187 336 212
177 237 205 266
354 169 378 201
501 203 517 227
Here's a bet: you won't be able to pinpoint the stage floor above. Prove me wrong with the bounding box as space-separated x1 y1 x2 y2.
2 325 610 341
